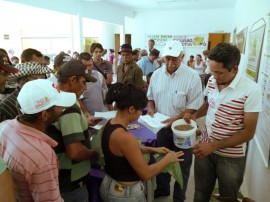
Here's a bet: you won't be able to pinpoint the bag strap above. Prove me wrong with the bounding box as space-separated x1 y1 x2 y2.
93 63 107 79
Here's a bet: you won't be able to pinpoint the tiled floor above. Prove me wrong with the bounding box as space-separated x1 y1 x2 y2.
153 117 205 202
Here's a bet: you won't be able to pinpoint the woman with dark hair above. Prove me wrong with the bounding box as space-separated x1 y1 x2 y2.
100 82 183 202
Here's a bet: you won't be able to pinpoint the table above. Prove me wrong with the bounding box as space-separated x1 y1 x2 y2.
87 120 157 202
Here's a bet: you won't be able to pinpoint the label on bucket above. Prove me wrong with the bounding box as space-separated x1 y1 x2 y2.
174 136 194 149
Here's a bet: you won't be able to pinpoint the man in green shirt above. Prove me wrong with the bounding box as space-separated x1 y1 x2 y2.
47 60 99 202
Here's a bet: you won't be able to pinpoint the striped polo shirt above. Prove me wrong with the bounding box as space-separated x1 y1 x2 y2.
201 73 262 157
147 64 204 118
0 117 63 202
46 101 91 192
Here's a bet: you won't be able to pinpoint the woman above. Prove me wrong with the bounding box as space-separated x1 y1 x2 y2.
100 83 183 202
187 55 194 68
194 54 205 75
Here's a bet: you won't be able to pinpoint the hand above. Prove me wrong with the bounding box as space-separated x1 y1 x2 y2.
161 117 177 128
183 112 196 124
164 151 184 163
153 147 170 154
192 142 216 158
90 150 100 163
147 109 155 117
86 115 95 127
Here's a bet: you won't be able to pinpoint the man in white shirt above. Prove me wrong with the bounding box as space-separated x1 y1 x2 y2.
147 41 203 202
184 43 262 202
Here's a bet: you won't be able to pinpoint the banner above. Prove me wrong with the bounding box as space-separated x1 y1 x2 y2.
146 34 208 51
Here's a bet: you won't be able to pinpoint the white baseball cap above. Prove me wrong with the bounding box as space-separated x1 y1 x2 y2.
18 79 76 114
162 40 184 57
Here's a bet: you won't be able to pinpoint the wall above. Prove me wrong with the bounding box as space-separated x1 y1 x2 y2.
131 8 234 63
232 0 270 201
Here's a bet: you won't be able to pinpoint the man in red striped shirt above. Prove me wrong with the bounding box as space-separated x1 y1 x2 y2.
0 79 76 202
184 43 262 202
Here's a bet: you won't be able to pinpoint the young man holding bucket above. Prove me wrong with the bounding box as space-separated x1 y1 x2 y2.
184 43 262 201
147 40 203 202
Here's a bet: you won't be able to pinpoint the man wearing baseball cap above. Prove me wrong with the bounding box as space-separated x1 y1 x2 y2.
48 52 72 84
0 79 76 202
147 40 203 201
46 60 99 202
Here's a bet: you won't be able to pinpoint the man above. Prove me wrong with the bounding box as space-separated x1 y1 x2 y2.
20 48 44 63
184 43 262 202
0 62 53 122
137 48 160 76
0 51 19 202
0 79 76 201
148 39 155 52
147 40 203 202
48 52 71 84
79 52 108 115
46 60 99 202
90 43 113 86
0 52 19 92
132 49 140 62
116 44 144 90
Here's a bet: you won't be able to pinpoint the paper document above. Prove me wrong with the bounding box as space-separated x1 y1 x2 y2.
138 112 170 133
91 111 117 130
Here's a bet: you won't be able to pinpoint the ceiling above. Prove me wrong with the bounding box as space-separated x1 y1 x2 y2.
83 0 238 12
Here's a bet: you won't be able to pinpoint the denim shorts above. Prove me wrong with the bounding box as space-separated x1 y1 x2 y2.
100 175 146 202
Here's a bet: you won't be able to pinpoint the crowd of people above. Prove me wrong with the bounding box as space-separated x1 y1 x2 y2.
0 39 262 202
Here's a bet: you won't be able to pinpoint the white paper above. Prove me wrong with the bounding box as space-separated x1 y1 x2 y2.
91 111 117 130
138 112 170 133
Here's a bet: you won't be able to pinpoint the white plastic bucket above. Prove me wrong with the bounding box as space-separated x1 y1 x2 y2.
171 119 197 149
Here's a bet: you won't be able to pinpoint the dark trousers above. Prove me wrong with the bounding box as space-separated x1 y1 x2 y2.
156 128 193 202
194 153 245 202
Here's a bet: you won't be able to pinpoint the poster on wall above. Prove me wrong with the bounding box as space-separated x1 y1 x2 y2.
255 14 270 167
236 27 248 54
245 19 266 81
145 34 208 53
83 37 99 52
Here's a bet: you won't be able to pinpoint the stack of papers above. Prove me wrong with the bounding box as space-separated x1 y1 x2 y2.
138 112 170 133
92 111 117 130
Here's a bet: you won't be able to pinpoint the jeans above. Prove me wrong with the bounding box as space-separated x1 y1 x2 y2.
194 153 245 202
155 128 193 202
100 175 146 202
61 185 88 202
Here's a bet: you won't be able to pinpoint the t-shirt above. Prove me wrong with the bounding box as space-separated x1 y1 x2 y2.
46 101 91 192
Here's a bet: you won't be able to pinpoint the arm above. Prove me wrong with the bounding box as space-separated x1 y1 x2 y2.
106 73 113 86
162 109 197 128
140 145 170 154
183 99 209 123
147 100 155 117
113 130 183 181
65 142 99 161
78 99 95 126
193 112 259 157
0 170 16 202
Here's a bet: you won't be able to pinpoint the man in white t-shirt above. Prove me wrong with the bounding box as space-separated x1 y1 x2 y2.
184 43 262 202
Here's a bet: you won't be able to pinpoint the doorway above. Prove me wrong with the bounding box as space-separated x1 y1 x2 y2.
208 33 230 50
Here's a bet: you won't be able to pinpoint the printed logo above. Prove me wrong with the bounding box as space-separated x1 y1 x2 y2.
35 97 50 109
209 98 215 109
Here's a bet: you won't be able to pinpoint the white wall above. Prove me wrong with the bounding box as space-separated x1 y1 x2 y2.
130 8 234 63
233 0 270 201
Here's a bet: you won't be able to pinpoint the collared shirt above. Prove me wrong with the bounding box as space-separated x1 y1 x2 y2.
94 59 113 74
116 62 144 89
147 64 203 118
201 73 262 157
137 56 156 76
82 70 108 115
0 117 63 202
